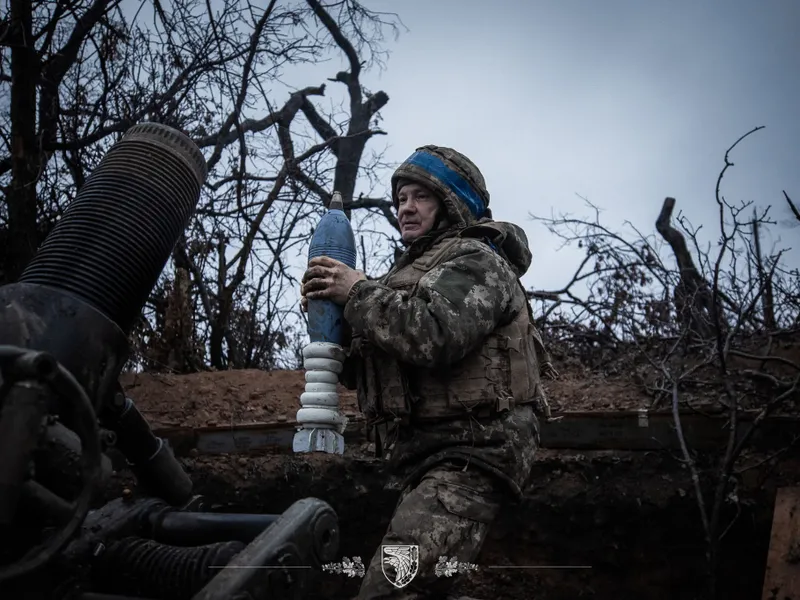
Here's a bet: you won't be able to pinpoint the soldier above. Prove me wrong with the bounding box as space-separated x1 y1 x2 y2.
301 146 555 599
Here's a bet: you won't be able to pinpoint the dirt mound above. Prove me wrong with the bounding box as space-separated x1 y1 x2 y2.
543 371 647 412
109 364 800 599
120 369 359 429
120 369 649 430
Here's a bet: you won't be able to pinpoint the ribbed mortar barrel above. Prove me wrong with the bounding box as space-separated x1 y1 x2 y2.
18 123 207 334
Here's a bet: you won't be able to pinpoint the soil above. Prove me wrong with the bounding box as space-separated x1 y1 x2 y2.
119 369 651 430
120 370 359 429
112 364 800 599
101 448 800 600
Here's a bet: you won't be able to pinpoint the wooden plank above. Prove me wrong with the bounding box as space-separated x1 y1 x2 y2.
762 486 800 600
540 411 800 451
153 411 800 457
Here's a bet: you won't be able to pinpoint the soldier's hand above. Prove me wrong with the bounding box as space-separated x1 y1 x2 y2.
302 256 366 306
300 295 308 313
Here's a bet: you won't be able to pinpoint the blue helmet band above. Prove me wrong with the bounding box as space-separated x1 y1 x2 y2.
404 151 486 219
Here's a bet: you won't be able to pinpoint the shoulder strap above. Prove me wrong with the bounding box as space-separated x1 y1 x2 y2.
515 280 557 379
412 237 462 272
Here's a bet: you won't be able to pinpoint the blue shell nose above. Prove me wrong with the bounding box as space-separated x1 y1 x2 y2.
306 192 357 344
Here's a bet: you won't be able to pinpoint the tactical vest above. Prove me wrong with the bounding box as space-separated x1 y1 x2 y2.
352 236 551 425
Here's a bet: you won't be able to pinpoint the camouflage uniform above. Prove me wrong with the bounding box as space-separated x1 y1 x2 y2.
340 146 551 599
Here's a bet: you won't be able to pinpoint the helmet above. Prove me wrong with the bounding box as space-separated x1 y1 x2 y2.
391 145 491 226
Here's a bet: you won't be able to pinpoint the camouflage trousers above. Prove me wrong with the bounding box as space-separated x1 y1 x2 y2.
354 462 503 600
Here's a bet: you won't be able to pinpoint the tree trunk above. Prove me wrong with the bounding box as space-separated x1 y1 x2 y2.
655 197 714 340
5 0 41 282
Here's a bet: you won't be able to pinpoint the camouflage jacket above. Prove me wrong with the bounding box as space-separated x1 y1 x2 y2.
340 219 548 498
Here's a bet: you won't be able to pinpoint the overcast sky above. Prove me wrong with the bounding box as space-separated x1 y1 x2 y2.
281 0 799 293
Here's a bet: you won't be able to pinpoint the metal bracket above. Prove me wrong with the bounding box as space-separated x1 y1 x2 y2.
192 497 339 600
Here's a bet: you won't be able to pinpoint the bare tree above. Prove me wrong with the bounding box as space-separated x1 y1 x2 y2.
784 190 800 225
1 0 404 372
529 127 800 598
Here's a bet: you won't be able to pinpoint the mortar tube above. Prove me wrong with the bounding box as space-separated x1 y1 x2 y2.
102 393 192 506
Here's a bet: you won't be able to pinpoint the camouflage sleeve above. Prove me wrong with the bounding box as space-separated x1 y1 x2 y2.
343 243 518 368
338 353 358 390
338 321 358 390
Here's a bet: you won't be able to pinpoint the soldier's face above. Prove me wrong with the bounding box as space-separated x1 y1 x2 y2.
397 183 442 242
